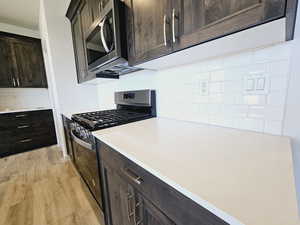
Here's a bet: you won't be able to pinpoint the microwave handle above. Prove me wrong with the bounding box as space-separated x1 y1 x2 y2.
100 16 110 53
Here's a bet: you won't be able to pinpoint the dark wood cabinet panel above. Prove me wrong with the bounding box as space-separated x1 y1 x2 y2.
0 110 57 158
102 161 176 225
126 0 295 65
0 37 14 87
172 0 286 51
126 0 173 66
68 0 95 83
0 32 48 88
72 14 89 83
11 40 47 88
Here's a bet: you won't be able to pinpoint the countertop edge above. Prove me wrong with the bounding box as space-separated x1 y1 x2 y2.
0 107 52 114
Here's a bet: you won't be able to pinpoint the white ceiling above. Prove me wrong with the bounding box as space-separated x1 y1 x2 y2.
0 0 40 30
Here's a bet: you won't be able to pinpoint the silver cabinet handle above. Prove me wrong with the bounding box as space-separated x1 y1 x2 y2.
123 168 143 185
172 9 178 43
99 16 111 53
20 139 32 143
163 15 168 46
12 77 16 87
15 114 27 118
17 125 30 129
17 78 20 87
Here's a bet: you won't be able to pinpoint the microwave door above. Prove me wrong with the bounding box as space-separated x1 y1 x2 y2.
86 12 115 67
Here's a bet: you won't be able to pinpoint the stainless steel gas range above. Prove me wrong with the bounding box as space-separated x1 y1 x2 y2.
70 89 156 210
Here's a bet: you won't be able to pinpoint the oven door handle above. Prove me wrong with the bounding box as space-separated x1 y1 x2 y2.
99 16 111 53
71 130 93 151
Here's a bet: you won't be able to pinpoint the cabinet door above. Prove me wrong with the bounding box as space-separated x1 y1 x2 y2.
126 0 173 66
135 192 176 225
103 163 176 225
72 14 89 83
11 40 47 88
0 37 14 88
173 0 286 51
103 165 133 225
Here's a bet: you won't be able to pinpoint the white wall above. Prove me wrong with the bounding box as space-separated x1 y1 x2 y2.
0 22 39 38
39 0 99 155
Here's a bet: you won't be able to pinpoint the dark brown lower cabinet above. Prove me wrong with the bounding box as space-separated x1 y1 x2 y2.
103 164 176 225
0 110 57 157
98 141 229 225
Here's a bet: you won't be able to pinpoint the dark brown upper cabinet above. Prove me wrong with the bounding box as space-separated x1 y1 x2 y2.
67 0 96 83
126 0 298 66
0 37 14 88
0 33 47 88
172 0 286 51
0 32 47 88
11 39 47 88
125 0 174 66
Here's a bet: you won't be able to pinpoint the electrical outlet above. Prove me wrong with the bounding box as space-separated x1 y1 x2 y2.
200 80 209 96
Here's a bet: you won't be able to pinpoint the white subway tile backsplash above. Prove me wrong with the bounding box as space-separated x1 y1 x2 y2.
267 92 286 106
268 60 290 77
270 77 288 91
0 88 51 110
264 120 282 135
98 43 291 135
209 82 224 94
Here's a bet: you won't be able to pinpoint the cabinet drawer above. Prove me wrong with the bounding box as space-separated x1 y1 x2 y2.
0 110 54 129
99 142 228 225
13 134 57 153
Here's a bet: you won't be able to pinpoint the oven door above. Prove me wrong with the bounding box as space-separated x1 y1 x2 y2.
86 0 123 72
71 130 103 209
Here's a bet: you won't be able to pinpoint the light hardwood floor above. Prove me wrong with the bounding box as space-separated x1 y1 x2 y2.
0 146 102 225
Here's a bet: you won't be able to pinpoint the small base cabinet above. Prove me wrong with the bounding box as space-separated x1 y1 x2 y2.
0 110 57 157
98 141 229 225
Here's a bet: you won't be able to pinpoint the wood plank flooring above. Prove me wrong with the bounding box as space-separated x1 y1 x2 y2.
0 146 102 225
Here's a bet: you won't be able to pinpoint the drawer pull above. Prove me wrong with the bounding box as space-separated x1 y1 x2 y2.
92 179 96 187
20 139 32 143
123 168 143 185
17 125 30 129
15 114 27 118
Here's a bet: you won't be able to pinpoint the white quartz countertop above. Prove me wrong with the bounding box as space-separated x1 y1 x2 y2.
93 118 299 225
0 107 52 114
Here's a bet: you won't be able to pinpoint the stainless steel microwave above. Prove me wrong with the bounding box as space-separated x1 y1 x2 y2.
85 0 141 78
